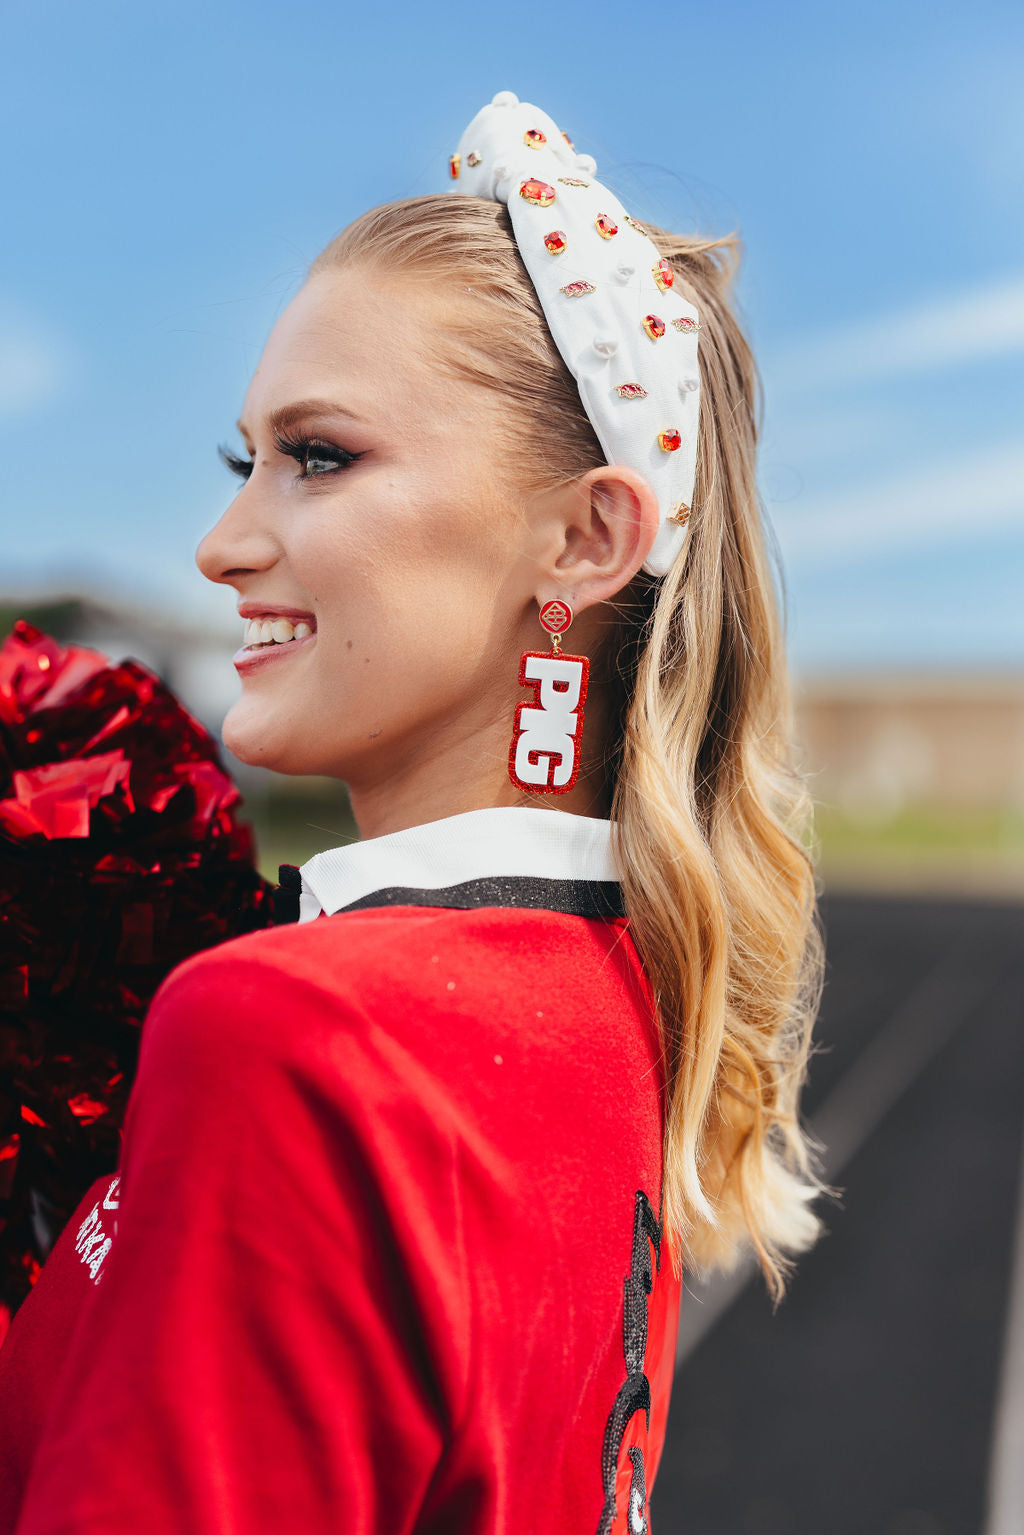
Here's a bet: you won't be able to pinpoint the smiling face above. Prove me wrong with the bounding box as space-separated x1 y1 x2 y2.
196 266 553 830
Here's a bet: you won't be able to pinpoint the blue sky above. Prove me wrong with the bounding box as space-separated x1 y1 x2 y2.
2 0 1021 675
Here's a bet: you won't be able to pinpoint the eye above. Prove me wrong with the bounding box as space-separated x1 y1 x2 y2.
294 441 354 478
272 427 366 480
216 431 368 483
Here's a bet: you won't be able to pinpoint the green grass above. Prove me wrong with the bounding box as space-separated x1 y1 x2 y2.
813 804 1024 857
811 804 1024 896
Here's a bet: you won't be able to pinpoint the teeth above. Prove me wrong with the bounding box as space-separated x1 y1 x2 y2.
243 614 316 648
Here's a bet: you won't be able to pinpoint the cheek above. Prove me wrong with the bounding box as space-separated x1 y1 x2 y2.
261 471 523 765
302 483 515 660
312 558 507 728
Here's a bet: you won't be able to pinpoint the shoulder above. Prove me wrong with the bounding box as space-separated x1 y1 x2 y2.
153 903 643 1053
143 902 647 1111
125 917 477 1237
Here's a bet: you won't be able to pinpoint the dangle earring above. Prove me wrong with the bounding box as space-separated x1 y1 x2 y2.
508 599 590 795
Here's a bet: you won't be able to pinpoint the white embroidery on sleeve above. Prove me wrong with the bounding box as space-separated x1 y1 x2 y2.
74 1176 120 1284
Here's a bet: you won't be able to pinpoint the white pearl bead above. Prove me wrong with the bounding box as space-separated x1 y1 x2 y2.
679 377 699 393
575 153 597 175
491 90 519 108
615 263 635 282
592 337 618 358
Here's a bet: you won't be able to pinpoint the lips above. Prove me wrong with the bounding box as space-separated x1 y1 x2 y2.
233 601 317 676
233 629 316 675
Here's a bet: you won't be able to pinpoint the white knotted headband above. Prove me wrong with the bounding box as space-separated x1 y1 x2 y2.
446 90 701 578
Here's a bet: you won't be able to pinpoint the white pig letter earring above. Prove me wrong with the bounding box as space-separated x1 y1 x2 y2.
508 599 589 795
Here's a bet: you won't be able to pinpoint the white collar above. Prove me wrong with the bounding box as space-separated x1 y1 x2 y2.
295 806 620 922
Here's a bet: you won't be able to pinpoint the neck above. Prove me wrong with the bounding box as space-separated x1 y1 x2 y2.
348 763 611 843
346 692 614 841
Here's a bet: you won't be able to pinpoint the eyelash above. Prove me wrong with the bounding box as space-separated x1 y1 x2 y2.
217 428 365 482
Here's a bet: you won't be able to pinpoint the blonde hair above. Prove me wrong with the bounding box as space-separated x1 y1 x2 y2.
310 194 833 1305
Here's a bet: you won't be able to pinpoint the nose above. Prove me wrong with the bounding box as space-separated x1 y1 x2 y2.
196 482 280 589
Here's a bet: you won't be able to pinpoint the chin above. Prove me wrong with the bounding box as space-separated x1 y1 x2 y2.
221 698 335 779
220 699 288 772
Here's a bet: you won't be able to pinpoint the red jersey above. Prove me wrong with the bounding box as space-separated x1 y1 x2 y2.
1 807 680 1533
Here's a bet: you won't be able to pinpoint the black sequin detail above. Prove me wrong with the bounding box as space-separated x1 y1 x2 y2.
627 1447 648 1534
337 875 625 920
596 1189 663 1535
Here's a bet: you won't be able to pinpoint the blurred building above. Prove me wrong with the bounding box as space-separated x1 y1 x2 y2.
795 672 1024 818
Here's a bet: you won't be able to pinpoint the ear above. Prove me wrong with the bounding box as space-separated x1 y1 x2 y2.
535 465 660 613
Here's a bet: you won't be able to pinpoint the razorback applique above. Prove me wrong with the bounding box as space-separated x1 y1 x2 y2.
508 650 590 794
596 1189 674 1535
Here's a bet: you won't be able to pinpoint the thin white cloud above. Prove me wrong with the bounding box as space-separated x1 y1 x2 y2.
0 318 69 417
771 272 1024 391
774 437 1024 566
761 402 901 477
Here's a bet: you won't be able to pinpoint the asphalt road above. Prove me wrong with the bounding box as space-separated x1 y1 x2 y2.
652 892 1024 1535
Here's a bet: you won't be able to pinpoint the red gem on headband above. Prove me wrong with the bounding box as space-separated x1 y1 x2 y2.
520 178 556 207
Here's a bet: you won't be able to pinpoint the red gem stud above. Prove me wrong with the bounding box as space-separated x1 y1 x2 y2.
524 128 547 148
653 259 674 291
558 176 590 188
623 214 647 233
520 178 556 207
672 316 700 333
449 153 461 179
544 230 568 254
562 130 575 149
615 382 648 398
595 213 619 240
642 314 666 340
560 280 596 297
658 429 682 452
539 599 573 635
466 150 482 167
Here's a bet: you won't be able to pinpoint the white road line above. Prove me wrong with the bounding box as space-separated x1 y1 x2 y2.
983 1087 1024 1535
676 938 1004 1368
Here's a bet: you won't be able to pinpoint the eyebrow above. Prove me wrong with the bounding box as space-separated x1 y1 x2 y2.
236 397 366 439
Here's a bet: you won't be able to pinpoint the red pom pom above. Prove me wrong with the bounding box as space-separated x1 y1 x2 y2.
0 621 276 1318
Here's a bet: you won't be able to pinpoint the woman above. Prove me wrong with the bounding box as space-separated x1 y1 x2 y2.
2 93 828 1533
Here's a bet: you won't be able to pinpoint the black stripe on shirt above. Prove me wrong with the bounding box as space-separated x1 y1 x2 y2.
339 875 625 920
275 868 625 922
